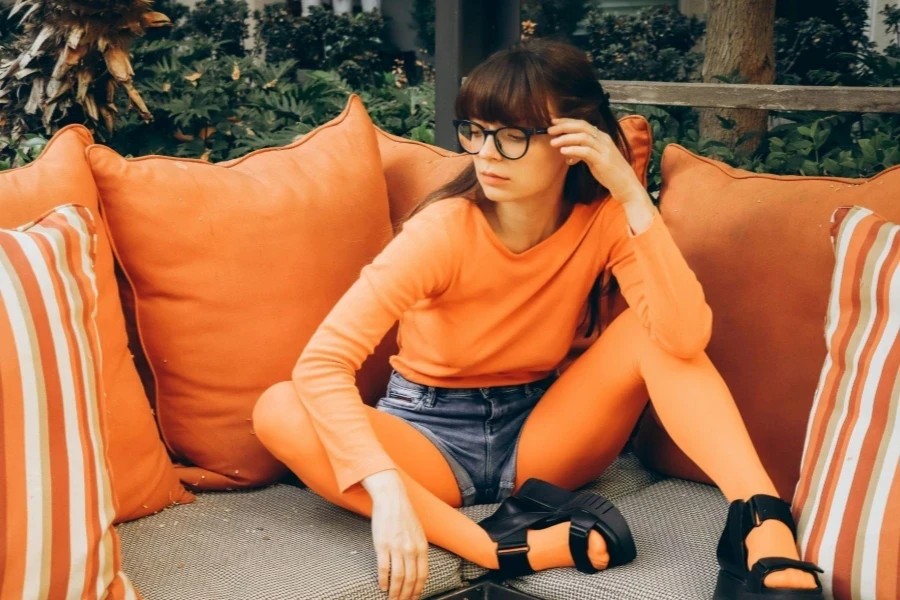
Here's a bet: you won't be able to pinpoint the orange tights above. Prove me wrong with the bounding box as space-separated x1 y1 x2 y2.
253 308 812 588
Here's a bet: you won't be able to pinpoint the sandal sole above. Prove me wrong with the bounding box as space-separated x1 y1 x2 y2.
714 569 825 599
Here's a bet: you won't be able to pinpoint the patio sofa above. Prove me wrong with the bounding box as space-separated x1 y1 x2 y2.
4 92 899 600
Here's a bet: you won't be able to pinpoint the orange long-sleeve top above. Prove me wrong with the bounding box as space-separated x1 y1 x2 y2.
292 195 712 493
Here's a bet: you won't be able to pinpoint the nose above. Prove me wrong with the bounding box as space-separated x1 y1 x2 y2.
478 132 503 160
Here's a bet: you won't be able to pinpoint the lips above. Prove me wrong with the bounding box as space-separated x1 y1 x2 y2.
481 172 508 180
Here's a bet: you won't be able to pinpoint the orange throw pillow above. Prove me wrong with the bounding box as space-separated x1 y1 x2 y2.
0 126 191 523
374 126 471 230
88 95 395 490
632 144 900 502
1 205 139 599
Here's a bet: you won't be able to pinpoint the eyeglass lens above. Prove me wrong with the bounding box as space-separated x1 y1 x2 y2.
456 122 529 159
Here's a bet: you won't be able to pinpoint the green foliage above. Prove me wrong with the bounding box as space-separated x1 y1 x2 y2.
623 103 900 192
185 0 251 56
253 4 394 89
357 73 436 144
92 31 434 161
775 0 876 86
885 3 900 58
581 5 705 82
410 0 435 54
521 0 590 41
0 134 48 171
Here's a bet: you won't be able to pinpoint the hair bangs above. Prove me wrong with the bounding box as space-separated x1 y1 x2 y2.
455 53 553 129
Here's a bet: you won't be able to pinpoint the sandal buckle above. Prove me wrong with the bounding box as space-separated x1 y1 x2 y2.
745 495 797 537
496 543 530 555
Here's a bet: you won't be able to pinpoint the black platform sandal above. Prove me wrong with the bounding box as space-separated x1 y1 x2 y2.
715 494 825 599
476 477 636 578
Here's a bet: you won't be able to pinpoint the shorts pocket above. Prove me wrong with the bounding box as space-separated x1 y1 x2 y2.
378 375 429 411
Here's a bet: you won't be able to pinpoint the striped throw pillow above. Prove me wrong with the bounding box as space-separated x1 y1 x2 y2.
792 205 900 600
0 205 139 599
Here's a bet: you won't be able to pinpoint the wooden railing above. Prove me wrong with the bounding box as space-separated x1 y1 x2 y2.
599 81 900 113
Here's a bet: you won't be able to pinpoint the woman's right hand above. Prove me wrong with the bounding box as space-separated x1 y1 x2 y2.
362 470 429 600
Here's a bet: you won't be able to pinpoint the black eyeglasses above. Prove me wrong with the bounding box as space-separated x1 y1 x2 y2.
452 119 550 160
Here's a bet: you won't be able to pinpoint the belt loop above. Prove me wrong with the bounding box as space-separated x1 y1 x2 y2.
524 382 532 397
424 385 437 408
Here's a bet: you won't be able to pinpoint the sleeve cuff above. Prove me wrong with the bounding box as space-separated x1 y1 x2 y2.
336 455 398 494
627 207 664 239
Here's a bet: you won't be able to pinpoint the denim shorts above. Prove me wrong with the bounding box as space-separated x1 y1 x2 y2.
375 369 558 507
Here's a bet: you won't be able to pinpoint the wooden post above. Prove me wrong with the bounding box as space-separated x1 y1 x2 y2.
434 0 521 151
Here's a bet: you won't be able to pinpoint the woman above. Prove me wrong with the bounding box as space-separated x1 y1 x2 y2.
253 38 825 600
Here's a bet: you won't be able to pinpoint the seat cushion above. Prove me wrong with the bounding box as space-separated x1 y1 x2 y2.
116 483 467 600
117 451 694 599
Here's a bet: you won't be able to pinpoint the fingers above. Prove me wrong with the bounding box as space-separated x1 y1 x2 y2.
399 548 418 599
549 117 607 138
377 545 390 594
561 144 594 158
389 549 405 600
550 132 600 149
383 545 427 600
413 548 429 599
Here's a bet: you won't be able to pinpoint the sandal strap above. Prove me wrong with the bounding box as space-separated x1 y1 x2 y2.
568 509 601 574
747 557 824 594
745 494 797 537
717 494 799 578
493 527 535 578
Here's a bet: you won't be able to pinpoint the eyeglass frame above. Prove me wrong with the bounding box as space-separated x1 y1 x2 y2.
452 119 551 160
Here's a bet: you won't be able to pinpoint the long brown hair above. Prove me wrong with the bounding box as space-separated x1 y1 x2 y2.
405 37 633 338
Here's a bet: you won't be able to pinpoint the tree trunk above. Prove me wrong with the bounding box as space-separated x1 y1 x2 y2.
699 0 776 155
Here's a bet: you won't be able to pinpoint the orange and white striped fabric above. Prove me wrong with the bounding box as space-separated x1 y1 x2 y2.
0 204 139 599
793 205 900 600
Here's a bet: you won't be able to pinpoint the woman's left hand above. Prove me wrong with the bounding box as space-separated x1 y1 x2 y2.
548 117 643 204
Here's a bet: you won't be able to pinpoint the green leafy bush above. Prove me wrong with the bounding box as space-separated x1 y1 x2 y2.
623 103 900 193
885 3 900 58
522 0 591 41
254 4 394 88
410 0 435 54
775 0 875 86
0 134 48 171
581 5 705 82
186 0 250 56
96 31 434 161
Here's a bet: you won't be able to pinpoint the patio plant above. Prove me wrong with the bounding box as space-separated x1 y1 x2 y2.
0 0 172 141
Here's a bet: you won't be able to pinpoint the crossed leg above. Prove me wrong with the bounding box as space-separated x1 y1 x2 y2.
253 307 814 588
